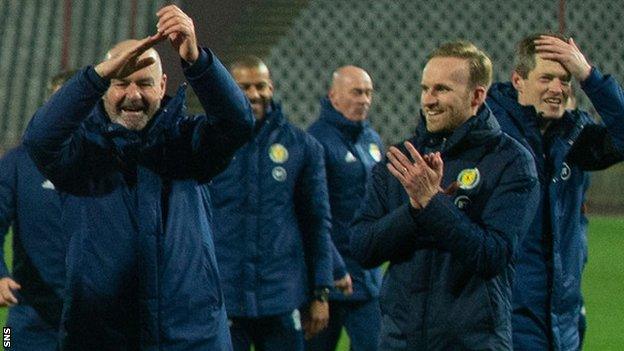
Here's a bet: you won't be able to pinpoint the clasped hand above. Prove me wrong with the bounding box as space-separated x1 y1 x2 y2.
386 141 443 209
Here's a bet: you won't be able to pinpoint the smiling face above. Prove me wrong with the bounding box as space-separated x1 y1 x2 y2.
232 65 273 120
420 57 482 133
513 56 571 120
102 47 167 131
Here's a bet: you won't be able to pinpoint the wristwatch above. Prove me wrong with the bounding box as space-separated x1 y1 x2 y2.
313 287 330 302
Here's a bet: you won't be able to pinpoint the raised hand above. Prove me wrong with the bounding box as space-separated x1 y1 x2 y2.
94 34 164 80
156 5 199 64
534 35 592 82
386 142 443 209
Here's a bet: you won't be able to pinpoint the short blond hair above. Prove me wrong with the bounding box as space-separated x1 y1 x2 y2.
428 41 493 89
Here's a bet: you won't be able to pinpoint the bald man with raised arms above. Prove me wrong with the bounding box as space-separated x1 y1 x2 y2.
23 5 254 350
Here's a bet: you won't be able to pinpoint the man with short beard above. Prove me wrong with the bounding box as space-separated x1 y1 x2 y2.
208 55 333 351
350 41 539 349
23 5 254 350
487 33 624 351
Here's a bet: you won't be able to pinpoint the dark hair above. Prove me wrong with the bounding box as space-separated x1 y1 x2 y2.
427 41 492 89
230 55 268 72
514 32 568 78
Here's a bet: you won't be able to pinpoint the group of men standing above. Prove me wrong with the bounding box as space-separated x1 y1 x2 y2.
0 4 623 351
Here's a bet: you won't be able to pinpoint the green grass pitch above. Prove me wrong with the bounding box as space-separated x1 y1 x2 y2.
0 216 622 350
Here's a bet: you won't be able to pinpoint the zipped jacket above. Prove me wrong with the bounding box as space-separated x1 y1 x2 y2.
23 49 254 351
351 105 539 350
308 98 384 301
0 145 66 327
209 102 333 317
487 66 624 351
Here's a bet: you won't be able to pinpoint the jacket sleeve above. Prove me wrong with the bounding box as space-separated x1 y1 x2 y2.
176 48 254 182
411 153 539 280
350 162 438 269
296 135 334 290
0 149 18 278
330 240 347 280
568 67 624 169
22 67 114 194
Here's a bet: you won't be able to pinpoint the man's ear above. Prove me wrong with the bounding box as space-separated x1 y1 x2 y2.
511 71 524 93
328 88 337 104
471 86 487 108
160 74 168 99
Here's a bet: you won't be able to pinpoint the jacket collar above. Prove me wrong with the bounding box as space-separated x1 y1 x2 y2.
88 84 189 163
93 83 188 139
488 82 580 136
414 103 501 156
253 100 286 139
319 98 368 141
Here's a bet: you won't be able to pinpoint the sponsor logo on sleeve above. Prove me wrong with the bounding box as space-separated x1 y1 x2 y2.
369 143 382 162
345 151 357 163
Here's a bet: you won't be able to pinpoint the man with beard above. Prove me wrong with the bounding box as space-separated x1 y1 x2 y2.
306 66 384 351
208 55 333 351
350 41 539 349
23 5 254 350
487 33 624 351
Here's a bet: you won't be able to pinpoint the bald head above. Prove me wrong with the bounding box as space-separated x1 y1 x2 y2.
329 66 373 122
102 39 167 131
106 40 163 77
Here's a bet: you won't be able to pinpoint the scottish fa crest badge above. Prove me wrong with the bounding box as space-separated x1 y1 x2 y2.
457 168 480 190
269 143 289 164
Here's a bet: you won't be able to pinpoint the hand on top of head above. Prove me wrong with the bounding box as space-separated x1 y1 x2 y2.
534 35 592 82
95 35 165 80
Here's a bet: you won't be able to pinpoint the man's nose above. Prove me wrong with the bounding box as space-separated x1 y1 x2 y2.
548 79 564 94
125 83 142 100
361 93 372 106
245 85 260 100
422 91 436 106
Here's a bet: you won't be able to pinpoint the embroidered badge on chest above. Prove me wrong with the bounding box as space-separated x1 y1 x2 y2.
345 151 357 163
369 143 382 162
272 166 287 182
454 195 471 210
457 168 480 190
560 162 571 180
269 143 289 164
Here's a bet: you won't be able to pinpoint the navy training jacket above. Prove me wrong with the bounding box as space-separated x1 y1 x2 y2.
307 98 384 301
487 66 624 351
350 105 539 350
0 145 66 327
23 49 254 351
209 102 333 317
